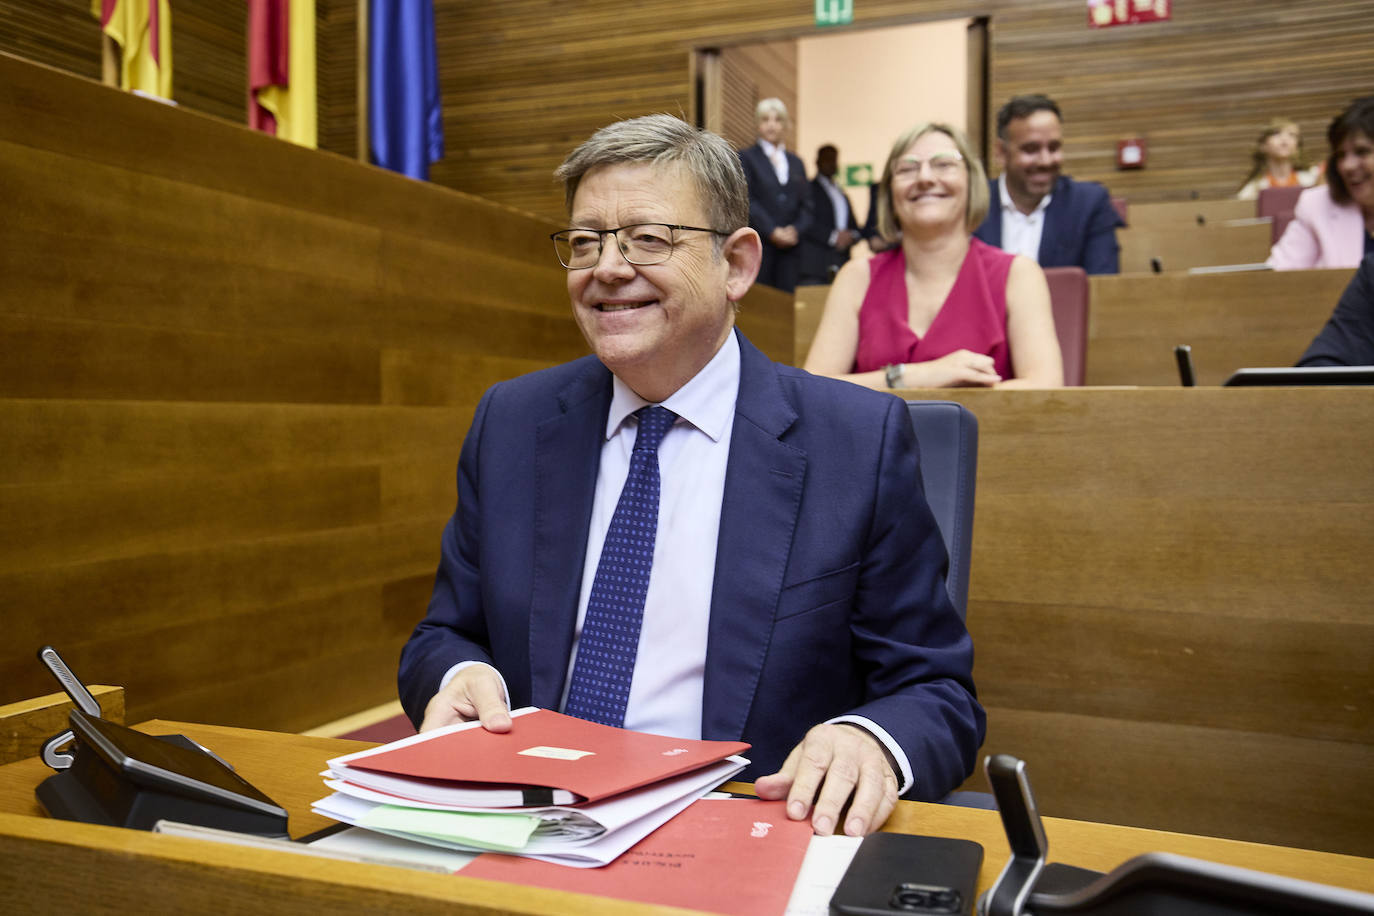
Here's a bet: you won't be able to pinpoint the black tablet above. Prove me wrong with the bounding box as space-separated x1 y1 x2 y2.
1223 366 1374 387
68 709 286 819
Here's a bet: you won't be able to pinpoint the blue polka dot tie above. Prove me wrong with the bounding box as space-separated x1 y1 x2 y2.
564 406 677 728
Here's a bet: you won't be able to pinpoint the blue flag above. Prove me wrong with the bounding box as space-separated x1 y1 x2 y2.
369 0 444 180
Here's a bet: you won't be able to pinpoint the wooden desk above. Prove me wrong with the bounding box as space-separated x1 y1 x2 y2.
1118 220 1273 274
1 721 1371 914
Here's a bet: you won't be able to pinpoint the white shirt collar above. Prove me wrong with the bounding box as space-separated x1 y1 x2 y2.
758 138 785 158
605 330 740 443
998 174 1052 216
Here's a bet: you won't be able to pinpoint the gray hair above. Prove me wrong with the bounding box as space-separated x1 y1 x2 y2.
876 122 991 240
755 97 789 123
555 114 749 234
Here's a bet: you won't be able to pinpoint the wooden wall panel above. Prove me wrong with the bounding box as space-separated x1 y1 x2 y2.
5 2 1371 215
927 387 1374 856
0 55 570 732
0 54 793 735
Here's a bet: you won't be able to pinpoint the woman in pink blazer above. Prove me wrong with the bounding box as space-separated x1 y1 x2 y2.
1268 97 1374 271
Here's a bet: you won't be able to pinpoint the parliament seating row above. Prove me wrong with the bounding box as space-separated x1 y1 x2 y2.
796 267 1353 386
2 54 1370 859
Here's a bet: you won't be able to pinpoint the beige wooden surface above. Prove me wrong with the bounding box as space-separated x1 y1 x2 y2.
1087 267 1356 385
0 687 125 766
1118 220 1274 274
0 721 1371 915
898 387 1374 858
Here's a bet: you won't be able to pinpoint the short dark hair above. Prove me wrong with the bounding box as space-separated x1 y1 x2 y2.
1326 96 1374 206
996 94 1062 140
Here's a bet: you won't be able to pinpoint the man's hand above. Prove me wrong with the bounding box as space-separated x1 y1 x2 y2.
419 664 512 733
754 723 900 837
835 228 856 250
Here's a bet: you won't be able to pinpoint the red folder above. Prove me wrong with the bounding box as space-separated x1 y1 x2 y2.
462 799 812 915
345 709 750 804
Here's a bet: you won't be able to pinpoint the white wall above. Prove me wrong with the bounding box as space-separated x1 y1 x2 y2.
797 19 969 227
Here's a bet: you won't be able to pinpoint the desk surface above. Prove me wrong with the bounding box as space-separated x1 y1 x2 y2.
1 721 1371 915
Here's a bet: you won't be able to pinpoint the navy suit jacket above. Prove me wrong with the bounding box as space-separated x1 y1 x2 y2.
800 176 862 283
398 331 985 800
739 143 814 240
974 175 1124 274
1298 253 1374 366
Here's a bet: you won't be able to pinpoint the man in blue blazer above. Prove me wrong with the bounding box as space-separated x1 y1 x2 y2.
974 94 1124 274
398 114 984 838
738 98 814 293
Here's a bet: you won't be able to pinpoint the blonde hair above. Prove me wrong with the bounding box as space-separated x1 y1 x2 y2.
876 122 990 241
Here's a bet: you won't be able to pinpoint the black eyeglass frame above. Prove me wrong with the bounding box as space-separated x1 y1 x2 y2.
549 223 730 269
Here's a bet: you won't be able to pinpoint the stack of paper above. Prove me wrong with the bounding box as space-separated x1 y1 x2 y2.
311 707 749 867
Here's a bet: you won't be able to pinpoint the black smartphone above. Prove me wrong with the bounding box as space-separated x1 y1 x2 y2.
830 832 983 916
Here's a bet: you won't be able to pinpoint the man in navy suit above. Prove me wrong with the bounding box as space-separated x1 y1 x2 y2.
738 98 814 292
800 144 862 285
398 114 983 838
974 94 1124 274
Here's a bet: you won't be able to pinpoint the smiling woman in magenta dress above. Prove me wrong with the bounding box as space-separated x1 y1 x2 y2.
854 237 1014 379
805 122 1061 390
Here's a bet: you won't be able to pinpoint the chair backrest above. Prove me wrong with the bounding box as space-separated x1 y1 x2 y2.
905 401 979 619
1042 266 1090 386
1256 185 1303 245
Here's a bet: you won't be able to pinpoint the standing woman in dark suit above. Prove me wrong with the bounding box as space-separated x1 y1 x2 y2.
739 98 814 292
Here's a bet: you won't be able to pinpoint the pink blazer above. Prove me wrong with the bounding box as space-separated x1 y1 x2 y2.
1267 185 1366 270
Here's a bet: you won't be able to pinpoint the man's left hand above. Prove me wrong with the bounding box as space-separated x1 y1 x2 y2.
754 723 900 836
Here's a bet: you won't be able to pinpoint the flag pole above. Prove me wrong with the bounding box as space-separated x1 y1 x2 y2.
101 33 119 87
356 0 369 163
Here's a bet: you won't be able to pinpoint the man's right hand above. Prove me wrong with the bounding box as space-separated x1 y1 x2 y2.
419 664 512 733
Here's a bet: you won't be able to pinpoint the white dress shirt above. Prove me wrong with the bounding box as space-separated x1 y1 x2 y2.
818 174 851 245
998 175 1051 262
758 138 790 184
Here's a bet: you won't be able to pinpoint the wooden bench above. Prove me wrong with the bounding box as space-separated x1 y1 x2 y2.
1087 268 1355 385
917 386 1374 858
1118 220 1273 274
1123 198 1255 231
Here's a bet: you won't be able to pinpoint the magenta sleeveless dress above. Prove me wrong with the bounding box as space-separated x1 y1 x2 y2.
853 237 1014 379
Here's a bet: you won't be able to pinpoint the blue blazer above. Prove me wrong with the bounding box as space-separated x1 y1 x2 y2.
398 332 985 800
974 175 1124 275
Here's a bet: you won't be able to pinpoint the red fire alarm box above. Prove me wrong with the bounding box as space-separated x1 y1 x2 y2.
1117 138 1146 169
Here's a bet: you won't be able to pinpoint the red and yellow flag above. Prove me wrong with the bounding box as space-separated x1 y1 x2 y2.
248 0 317 148
92 0 172 100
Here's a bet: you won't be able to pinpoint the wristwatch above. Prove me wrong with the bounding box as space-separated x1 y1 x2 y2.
884 363 905 389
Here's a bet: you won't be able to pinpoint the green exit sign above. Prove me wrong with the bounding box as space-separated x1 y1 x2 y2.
816 0 853 27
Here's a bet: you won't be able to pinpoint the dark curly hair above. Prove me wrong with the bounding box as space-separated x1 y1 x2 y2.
1326 96 1374 206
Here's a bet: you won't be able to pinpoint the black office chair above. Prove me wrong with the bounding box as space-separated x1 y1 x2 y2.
906 401 991 809
905 400 978 620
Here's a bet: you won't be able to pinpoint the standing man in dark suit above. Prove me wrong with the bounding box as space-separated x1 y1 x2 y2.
974 94 1124 274
800 144 862 285
398 114 984 838
739 98 814 292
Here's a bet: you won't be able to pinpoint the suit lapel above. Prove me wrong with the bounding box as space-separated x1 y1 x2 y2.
1038 178 1067 264
528 362 612 707
701 334 806 740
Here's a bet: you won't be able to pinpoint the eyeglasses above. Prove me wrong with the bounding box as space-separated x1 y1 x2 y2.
550 224 728 269
893 152 964 179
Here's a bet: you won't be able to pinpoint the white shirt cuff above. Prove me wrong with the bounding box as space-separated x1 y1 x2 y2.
438 661 511 708
827 714 914 796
